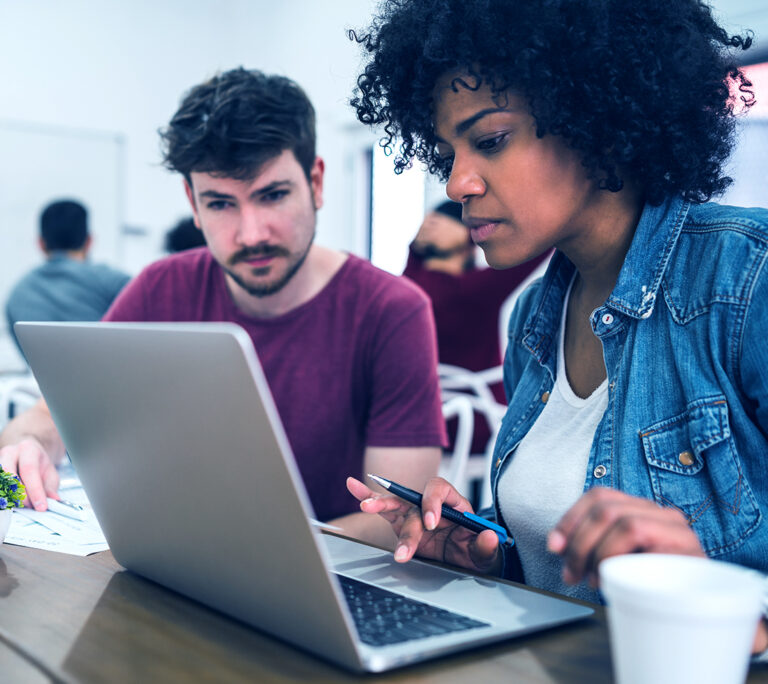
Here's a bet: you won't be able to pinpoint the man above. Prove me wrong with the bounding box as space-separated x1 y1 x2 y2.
5 199 130 355
0 68 445 547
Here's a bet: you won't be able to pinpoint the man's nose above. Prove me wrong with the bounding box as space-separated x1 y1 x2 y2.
236 209 271 245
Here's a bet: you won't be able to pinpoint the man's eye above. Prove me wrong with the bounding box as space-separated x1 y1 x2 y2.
263 190 289 202
206 200 232 210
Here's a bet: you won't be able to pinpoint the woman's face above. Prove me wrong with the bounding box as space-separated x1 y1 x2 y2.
431 73 603 268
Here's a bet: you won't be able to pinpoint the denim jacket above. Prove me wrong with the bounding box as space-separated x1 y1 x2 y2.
491 195 768 581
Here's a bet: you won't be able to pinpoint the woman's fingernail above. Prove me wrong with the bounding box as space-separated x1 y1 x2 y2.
394 545 408 562
547 530 565 553
424 512 436 530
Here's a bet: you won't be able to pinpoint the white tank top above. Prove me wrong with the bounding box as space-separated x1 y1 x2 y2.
497 278 607 603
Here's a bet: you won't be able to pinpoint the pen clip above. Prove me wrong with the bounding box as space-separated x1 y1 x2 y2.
462 511 513 546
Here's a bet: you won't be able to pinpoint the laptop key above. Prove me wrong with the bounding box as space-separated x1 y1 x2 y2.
336 574 489 647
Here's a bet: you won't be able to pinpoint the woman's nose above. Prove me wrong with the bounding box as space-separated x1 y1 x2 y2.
445 157 486 204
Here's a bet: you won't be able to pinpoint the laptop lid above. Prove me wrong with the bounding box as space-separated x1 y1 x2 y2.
16 321 592 672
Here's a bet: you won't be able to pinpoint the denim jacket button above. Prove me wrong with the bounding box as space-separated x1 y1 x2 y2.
593 464 607 479
601 313 614 325
678 450 695 466
541 391 550 403
495 457 502 469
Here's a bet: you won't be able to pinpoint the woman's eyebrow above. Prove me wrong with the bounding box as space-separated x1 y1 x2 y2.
454 107 509 136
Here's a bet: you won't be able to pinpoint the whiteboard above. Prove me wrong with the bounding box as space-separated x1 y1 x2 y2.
0 120 124 341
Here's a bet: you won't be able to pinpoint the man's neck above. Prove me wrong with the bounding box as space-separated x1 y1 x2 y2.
225 245 348 319
46 248 88 262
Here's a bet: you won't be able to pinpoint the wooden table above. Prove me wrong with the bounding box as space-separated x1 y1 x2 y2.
0 543 766 683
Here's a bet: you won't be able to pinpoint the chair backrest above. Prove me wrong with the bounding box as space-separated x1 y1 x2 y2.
438 365 508 505
438 393 474 488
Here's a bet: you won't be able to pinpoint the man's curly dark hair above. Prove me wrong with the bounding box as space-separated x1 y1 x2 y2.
160 67 316 184
350 0 755 205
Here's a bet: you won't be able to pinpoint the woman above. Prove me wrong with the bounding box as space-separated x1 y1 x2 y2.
345 0 768 654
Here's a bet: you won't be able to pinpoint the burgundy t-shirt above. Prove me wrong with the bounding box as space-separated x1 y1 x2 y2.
404 249 551 453
104 248 446 520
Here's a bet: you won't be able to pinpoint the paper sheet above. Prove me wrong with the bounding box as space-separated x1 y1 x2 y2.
3 464 108 556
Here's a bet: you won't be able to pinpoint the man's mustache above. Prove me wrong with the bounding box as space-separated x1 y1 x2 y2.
229 244 290 265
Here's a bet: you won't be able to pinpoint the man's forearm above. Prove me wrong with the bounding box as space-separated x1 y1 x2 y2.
0 400 66 464
329 511 397 551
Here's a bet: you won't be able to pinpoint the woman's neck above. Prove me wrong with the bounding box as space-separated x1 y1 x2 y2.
562 185 644 309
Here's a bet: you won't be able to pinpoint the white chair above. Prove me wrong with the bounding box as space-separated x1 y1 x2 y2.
438 393 474 488
438 364 506 509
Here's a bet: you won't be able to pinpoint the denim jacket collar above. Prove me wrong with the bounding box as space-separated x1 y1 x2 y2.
607 195 690 320
520 195 691 371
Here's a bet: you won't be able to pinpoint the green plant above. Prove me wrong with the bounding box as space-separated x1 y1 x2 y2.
0 468 25 510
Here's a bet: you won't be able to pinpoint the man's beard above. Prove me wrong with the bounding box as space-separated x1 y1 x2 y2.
224 234 315 298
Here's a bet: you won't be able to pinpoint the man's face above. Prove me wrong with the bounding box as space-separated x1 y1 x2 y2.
185 150 324 301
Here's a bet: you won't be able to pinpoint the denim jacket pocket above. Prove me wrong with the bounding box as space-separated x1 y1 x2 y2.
640 397 761 556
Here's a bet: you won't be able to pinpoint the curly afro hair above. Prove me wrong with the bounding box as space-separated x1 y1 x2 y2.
350 0 755 205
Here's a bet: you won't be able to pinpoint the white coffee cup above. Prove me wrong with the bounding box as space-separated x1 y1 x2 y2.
599 553 765 684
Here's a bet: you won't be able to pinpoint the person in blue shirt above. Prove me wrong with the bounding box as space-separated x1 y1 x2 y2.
344 0 768 656
5 199 130 356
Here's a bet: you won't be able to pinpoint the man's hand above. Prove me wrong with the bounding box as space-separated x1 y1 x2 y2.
0 399 64 510
547 488 705 587
0 437 59 510
412 212 469 255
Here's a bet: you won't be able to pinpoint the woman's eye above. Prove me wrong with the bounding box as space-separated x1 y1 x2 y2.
477 133 509 152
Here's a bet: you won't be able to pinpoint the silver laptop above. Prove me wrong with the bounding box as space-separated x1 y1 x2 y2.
15 321 593 673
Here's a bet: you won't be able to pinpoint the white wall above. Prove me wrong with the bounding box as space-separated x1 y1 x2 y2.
0 0 765 322
0 0 380 275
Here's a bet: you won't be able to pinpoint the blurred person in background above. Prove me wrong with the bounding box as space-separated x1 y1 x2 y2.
5 199 130 356
404 199 550 454
164 216 207 253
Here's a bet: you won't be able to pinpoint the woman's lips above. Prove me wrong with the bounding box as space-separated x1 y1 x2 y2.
470 221 499 243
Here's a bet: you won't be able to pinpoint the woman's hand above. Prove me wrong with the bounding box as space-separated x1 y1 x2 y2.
346 476 500 574
548 487 768 656
547 488 706 587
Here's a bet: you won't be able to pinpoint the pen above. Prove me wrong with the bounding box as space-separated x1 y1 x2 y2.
367 474 514 547
46 497 86 522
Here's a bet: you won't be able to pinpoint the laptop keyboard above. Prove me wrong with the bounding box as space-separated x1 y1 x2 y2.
336 574 490 646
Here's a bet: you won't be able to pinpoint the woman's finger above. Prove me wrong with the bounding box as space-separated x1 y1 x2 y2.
421 477 473 530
